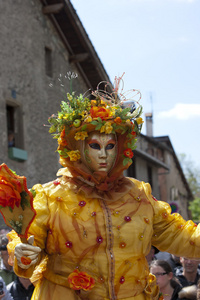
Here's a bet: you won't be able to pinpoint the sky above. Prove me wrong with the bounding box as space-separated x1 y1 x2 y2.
70 0 200 168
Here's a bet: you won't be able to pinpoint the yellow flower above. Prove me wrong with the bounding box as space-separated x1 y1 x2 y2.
63 114 69 120
67 150 81 161
126 119 131 125
91 100 97 106
79 111 87 119
136 117 144 125
67 93 73 101
74 131 88 141
100 122 113 134
84 116 92 123
100 100 106 106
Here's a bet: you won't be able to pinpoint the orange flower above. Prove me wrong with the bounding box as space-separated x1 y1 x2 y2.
124 148 134 158
158 293 164 300
91 100 97 106
21 256 32 265
68 269 95 291
90 106 111 120
58 129 68 147
131 131 136 138
60 128 66 139
0 177 21 209
58 137 68 147
114 117 122 124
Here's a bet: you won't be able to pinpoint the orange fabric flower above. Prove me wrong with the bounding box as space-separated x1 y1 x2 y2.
158 293 164 300
114 117 122 124
124 148 134 158
21 256 32 265
131 131 136 138
58 129 68 147
0 177 21 209
90 106 111 120
90 100 97 106
68 269 95 291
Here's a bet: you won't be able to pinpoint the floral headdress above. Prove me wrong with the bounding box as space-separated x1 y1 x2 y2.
48 73 143 167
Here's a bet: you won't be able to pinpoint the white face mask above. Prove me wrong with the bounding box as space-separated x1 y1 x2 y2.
83 131 117 173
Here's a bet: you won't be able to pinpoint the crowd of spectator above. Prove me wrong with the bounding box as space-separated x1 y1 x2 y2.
147 246 200 300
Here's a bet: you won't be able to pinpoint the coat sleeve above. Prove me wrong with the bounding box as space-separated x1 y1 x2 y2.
142 181 200 259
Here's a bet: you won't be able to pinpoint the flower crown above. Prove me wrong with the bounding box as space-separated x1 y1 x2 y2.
48 74 143 166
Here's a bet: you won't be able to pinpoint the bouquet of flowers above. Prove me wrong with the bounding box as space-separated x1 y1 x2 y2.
0 163 36 242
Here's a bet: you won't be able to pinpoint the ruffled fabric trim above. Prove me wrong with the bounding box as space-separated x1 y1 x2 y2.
57 168 135 202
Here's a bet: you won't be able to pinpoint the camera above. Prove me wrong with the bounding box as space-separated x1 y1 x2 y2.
0 282 4 295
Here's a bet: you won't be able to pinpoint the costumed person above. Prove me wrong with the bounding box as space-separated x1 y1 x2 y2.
3 75 200 300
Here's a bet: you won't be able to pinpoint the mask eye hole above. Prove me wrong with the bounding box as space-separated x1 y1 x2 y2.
105 143 115 150
88 143 100 150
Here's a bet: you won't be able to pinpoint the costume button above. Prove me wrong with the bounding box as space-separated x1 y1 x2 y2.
120 276 125 284
65 241 73 248
91 211 96 217
96 236 103 244
178 224 184 229
138 233 144 240
98 276 105 283
53 180 60 185
56 197 63 201
79 201 86 207
136 279 141 284
119 242 126 248
144 218 150 224
124 216 131 222
113 211 120 217
162 212 168 219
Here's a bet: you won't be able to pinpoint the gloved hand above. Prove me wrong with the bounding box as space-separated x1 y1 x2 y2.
14 236 41 269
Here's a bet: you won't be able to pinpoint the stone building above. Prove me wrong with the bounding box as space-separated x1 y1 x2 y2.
0 0 110 188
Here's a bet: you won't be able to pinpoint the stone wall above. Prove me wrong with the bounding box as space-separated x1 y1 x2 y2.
0 0 88 188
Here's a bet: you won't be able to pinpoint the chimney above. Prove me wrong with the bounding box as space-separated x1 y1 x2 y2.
145 113 153 137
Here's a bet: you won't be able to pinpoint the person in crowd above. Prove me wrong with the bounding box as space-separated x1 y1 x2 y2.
4 75 200 300
7 276 34 300
146 246 159 264
175 257 200 287
156 252 182 275
0 236 17 285
167 255 182 274
0 276 13 300
150 260 182 300
174 257 200 299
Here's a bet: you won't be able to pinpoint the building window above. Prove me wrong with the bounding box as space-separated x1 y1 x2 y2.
7 105 15 147
170 187 178 201
147 166 153 188
45 47 53 77
6 102 27 161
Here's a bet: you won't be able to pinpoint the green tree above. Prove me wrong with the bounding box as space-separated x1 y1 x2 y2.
188 198 200 221
179 153 200 198
178 153 200 221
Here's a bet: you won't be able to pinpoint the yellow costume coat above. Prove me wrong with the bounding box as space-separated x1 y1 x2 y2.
9 172 200 300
